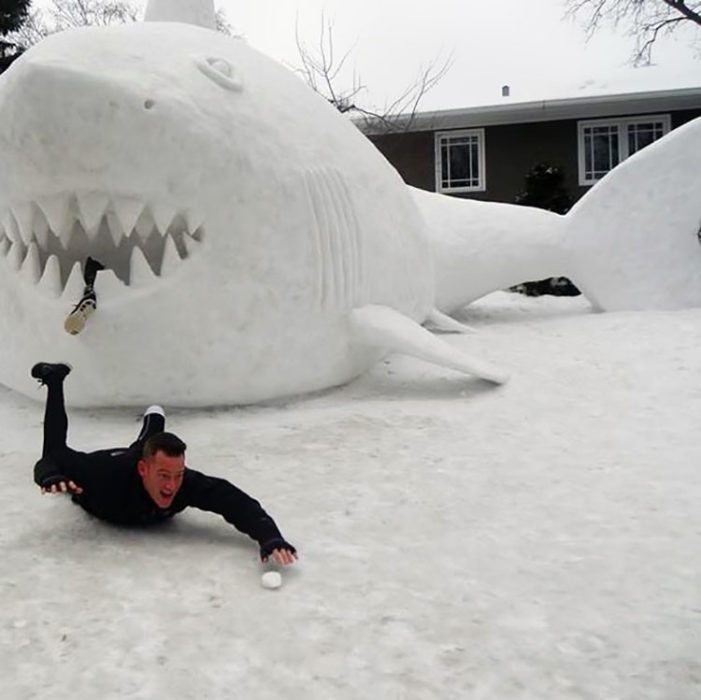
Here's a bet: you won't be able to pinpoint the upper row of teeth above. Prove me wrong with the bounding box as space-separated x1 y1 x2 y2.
0 193 204 247
0 229 201 290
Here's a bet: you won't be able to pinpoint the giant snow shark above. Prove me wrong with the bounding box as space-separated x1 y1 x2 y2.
0 8 699 407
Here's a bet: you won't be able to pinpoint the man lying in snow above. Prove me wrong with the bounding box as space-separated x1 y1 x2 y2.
30 362 297 567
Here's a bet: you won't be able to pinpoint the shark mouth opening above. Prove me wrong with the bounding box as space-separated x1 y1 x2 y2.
0 193 204 296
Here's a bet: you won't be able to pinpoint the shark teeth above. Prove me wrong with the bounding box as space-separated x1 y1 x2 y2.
36 194 72 234
1 209 20 246
7 238 25 271
161 234 181 277
38 254 63 298
152 203 178 236
112 197 143 237
20 241 42 284
13 203 34 246
63 261 86 300
77 192 111 237
0 192 205 296
129 246 156 287
34 208 51 248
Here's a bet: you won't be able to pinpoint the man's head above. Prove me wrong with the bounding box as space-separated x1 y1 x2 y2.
137 432 187 509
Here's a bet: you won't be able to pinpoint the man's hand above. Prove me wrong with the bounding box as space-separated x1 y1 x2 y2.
40 476 83 495
260 539 297 566
268 548 298 567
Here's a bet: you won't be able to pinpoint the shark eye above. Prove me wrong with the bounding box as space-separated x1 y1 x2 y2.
195 56 242 92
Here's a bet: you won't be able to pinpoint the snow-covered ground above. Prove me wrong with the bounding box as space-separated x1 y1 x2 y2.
2 292 700 699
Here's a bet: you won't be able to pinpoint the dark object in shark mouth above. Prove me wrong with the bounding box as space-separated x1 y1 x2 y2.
0 192 204 295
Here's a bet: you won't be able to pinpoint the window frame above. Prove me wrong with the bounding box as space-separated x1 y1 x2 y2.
577 114 671 186
434 128 487 194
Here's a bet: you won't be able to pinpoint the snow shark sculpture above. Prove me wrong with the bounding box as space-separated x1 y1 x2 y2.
0 8 699 406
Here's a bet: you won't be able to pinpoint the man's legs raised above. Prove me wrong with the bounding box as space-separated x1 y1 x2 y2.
30 363 72 458
127 405 166 453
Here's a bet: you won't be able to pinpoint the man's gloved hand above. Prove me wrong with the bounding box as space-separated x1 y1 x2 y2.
40 475 84 495
260 538 297 566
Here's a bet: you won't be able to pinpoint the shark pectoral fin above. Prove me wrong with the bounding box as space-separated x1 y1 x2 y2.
424 308 477 334
349 305 509 384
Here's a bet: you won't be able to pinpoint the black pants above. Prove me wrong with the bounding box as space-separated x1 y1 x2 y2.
34 377 165 485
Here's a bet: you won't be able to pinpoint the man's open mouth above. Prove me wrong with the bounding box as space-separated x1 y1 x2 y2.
0 192 204 295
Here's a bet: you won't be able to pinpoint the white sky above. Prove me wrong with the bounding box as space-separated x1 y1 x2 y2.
27 0 701 109
209 0 701 110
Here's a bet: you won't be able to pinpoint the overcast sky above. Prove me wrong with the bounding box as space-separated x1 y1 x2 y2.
28 0 698 110
212 0 700 110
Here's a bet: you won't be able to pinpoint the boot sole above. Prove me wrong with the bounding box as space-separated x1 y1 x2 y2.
64 300 96 336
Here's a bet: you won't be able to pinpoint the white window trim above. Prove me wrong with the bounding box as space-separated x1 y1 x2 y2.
434 128 486 193
577 114 671 186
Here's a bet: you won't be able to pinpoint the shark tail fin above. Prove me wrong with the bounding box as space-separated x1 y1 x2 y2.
349 305 509 384
562 116 701 310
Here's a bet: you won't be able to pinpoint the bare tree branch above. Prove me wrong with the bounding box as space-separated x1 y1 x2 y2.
565 0 701 64
637 15 687 59
293 12 452 131
6 0 235 50
294 12 366 114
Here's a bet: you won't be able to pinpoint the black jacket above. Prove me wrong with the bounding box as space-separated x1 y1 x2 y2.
34 449 285 550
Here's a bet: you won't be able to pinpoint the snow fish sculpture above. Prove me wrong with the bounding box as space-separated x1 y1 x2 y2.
0 8 699 406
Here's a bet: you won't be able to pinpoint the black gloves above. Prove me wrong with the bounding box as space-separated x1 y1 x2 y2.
40 474 70 490
260 538 297 561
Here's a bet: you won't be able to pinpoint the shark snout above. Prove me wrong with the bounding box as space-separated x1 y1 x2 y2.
2 57 148 168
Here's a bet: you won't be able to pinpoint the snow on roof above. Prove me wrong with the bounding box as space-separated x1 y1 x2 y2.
358 65 701 134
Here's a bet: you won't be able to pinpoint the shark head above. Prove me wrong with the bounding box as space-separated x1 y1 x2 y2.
0 22 308 292
0 22 435 405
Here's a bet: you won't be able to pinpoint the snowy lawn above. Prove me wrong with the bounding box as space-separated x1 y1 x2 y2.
1 292 700 699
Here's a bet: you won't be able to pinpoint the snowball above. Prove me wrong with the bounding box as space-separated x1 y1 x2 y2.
261 571 282 589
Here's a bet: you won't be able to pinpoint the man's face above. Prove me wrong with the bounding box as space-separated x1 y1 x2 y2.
137 450 186 509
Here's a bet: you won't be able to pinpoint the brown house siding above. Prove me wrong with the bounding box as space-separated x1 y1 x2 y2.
475 120 578 204
672 109 701 129
368 107 701 206
370 131 436 192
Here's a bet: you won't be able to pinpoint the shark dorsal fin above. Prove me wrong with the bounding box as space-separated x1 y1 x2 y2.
144 0 216 30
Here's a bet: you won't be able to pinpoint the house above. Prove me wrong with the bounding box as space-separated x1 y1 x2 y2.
360 85 701 205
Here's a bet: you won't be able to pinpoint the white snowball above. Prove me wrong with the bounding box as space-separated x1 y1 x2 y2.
261 571 282 589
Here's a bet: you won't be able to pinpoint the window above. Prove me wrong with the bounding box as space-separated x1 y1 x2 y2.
578 115 671 185
435 129 486 193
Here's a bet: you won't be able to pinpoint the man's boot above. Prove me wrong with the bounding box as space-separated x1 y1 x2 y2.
64 257 104 336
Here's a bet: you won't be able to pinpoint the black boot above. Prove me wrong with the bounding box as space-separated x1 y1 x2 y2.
31 362 72 385
83 256 105 288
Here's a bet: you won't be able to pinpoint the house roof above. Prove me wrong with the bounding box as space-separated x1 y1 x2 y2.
358 85 701 135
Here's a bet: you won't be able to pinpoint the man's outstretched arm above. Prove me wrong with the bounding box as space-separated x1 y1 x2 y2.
33 458 85 495
181 468 297 565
